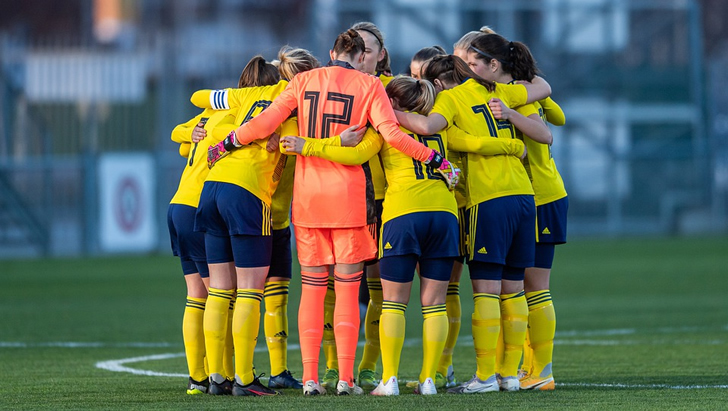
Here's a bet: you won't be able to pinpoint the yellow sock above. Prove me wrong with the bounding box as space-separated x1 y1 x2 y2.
233 289 263 385
264 280 290 376
526 290 556 378
495 326 504 376
203 288 233 380
323 278 338 370
437 282 461 375
500 291 528 377
420 304 448 383
379 301 406 381
522 328 533 375
359 277 383 373
472 293 500 381
183 296 207 382
223 296 235 380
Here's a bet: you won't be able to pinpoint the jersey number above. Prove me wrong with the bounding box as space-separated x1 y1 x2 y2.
411 133 446 181
472 104 515 139
303 92 354 138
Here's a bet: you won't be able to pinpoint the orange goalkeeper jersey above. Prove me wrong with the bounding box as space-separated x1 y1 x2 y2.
233 60 433 228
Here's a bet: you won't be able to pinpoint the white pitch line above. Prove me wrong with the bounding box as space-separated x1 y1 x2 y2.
558 382 728 390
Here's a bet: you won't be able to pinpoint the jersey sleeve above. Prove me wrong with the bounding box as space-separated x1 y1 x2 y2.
538 97 565 126
179 142 191 158
498 83 529 110
430 92 456 128
235 83 297 145
171 113 205 143
447 125 525 157
367 81 432 162
300 128 382 165
515 102 539 118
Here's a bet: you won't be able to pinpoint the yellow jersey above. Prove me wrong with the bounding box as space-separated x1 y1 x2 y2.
204 81 297 205
368 74 394 200
379 124 457 224
515 101 567 206
271 154 295 230
170 108 235 207
431 78 533 208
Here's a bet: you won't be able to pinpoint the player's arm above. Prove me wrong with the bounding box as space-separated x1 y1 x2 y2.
231 84 297 145
171 115 204 144
282 128 382 165
489 98 552 144
368 82 439 162
538 96 565 126
179 142 192 158
190 88 250 110
521 76 552 104
447 125 525 157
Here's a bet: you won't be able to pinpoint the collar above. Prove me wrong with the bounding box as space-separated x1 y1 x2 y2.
327 60 356 70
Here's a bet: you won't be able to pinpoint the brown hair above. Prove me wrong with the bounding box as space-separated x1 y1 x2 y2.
385 75 436 115
332 29 365 58
277 46 320 81
238 55 280 88
412 45 447 64
470 33 540 81
422 54 495 92
376 46 391 75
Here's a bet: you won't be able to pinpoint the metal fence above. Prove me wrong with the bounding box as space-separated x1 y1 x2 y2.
0 0 725 258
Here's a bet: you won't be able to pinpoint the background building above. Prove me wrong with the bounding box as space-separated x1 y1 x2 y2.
1 0 726 257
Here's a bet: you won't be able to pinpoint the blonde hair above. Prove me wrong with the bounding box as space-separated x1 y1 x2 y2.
385 75 436 115
277 46 320 81
453 26 496 51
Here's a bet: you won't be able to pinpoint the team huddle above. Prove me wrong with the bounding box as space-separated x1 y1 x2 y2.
168 21 567 397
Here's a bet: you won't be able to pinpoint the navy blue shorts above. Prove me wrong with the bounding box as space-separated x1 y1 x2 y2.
268 227 292 279
167 204 209 278
380 254 454 283
195 181 272 237
536 196 568 244
204 232 272 268
379 211 460 260
466 195 536 268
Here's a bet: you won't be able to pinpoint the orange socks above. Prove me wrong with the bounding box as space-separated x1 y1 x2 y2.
333 270 363 385
299 271 328 383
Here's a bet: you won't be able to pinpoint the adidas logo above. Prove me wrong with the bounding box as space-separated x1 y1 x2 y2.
477 247 488 254
324 323 334 331
542 227 551 235
371 320 380 326
384 242 392 250
274 330 288 338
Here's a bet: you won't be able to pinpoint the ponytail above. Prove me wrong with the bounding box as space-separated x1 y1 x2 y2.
385 75 436 115
277 46 320 81
332 29 365 58
238 55 280 88
423 54 495 92
470 33 540 81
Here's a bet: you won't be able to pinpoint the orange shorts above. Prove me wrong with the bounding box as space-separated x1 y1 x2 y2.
294 224 378 267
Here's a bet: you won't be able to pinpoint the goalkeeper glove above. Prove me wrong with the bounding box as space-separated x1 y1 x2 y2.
207 131 241 169
424 150 460 191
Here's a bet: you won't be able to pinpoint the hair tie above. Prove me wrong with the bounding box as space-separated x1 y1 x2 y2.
508 41 515 52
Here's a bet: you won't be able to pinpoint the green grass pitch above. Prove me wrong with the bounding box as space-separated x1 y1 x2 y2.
1 236 727 409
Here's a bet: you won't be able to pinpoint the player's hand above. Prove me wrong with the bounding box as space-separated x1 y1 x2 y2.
207 130 238 168
435 159 460 191
424 150 460 190
266 132 281 153
488 97 513 121
340 125 365 147
191 123 207 143
280 136 305 154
